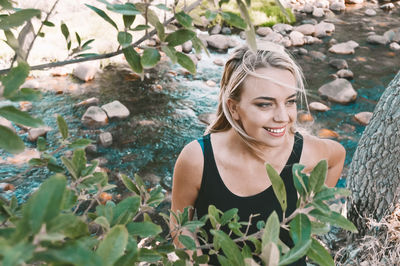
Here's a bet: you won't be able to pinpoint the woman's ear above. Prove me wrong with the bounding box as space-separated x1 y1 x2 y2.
227 98 240 120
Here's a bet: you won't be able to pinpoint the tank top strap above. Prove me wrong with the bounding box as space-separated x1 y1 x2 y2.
286 132 304 166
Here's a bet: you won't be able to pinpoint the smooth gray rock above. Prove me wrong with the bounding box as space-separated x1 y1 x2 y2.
206 34 230 52
316 0 330 8
73 63 98 82
28 127 52 142
380 3 395 10
309 51 326 61
312 8 325 18
365 8 376 16
74 97 99 107
329 41 358 54
221 27 231 35
182 40 193 53
213 58 224 66
303 3 314 13
101 100 130 119
289 31 305 46
280 37 292 47
354 112 373 125
330 2 346 11
294 24 315 35
309 102 330 111
263 32 283 43
318 78 357 104
21 79 40 89
210 24 221 35
329 58 348 69
384 28 400 43
314 21 335 37
390 42 400 51
301 19 318 25
82 106 108 128
99 132 113 147
272 23 293 34
256 27 273 37
239 31 247 40
298 48 308 55
337 69 354 79
367 34 389 45
346 0 363 3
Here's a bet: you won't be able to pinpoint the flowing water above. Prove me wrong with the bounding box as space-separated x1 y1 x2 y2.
1 3 399 201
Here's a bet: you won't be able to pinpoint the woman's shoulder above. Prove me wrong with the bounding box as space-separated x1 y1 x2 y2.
300 132 346 170
176 139 204 170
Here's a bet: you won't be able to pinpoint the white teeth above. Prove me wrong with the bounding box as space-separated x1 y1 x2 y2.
265 127 285 133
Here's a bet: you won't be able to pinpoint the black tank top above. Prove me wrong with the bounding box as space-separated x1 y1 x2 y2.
194 132 306 265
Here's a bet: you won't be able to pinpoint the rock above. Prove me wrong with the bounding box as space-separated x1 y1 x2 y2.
318 78 357 104
28 127 52 142
82 106 108 128
346 0 363 3
199 16 209 28
206 80 217 87
303 3 314 13
310 51 326 61
301 19 318 25
272 23 293 34
74 97 99 107
329 41 358 54
367 35 389 45
182 40 192 53
0 117 16 133
390 42 400 51
329 59 348 69
239 31 247 40
289 31 305 46
188 54 199 66
227 38 240 48
294 24 315 35
298 48 308 55
221 27 231 35
210 24 221 35
263 32 283 43
280 37 292 47
318 128 339 138
312 8 325 18
197 34 208 48
206 34 230 52
337 69 354 79
213 58 224 66
317 0 330 8
4 148 40 165
314 22 335 37
19 101 32 111
340 123 356 133
304 36 315 44
256 27 273 37
309 102 330 111
73 63 98 82
380 3 395 10
354 112 373 125
198 113 217 125
330 2 346 11
365 8 376 16
101 100 130 119
298 113 314 122
85 144 98 154
99 132 113 147
21 79 40 89
384 28 400 43
0 183 15 192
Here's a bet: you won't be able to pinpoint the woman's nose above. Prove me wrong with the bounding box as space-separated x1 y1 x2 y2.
273 105 290 122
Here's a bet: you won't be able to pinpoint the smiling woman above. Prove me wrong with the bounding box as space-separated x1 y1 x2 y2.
170 42 346 265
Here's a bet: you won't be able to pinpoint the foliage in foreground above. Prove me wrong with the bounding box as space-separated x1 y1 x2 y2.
0 116 357 265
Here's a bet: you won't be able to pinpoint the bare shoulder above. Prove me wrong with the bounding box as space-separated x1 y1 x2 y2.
175 139 204 171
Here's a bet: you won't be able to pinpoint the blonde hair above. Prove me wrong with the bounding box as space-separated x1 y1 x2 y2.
206 41 307 155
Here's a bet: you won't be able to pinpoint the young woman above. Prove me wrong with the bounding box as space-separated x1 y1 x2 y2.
170 42 346 265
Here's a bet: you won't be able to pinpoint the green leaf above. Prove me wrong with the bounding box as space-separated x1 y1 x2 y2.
175 11 193 29
4 29 18 51
120 174 140 195
94 216 110 231
96 225 128 266
0 9 41 30
56 115 68 140
176 52 196 74
306 238 334 266
96 201 115 224
48 213 89 239
289 214 311 245
191 35 209 55
165 29 195 47
266 164 287 213
43 20 55 27
208 205 221 229
60 189 77 210
81 160 98 177
314 186 351 202
155 3 171 11
262 211 280 248
85 4 118 30
82 39 95 49
0 125 24 154
175 249 190 261
0 0 13 9
260 242 280 266
61 156 78 179
205 10 217 21
212 230 244 265
141 48 160 68
178 235 196 250
220 208 238 225
219 0 230 7
123 15 135 29
161 45 177 64
184 220 205 233
309 209 358 233
107 3 141 15
310 221 330 235
147 186 164 207
60 21 71 50
123 46 142 73
112 196 140 225
292 164 308 197
220 11 247 29
7 87 41 101
131 24 150 31
236 0 256 51
137 248 162 262
0 106 43 127
117 31 132 48
68 138 93 149
278 239 311 265
127 221 162 238
309 160 327 193
72 149 86 178
2 62 29 98
1 241 35 266
155 21 165 41
310 200 331 215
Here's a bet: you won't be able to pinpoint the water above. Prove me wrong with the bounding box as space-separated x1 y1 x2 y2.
1 4 399 201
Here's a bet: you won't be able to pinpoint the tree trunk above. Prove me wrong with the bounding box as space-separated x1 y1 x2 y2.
347 70 400 235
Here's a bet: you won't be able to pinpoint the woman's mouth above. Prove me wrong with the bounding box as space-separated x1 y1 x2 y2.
264 126 286 137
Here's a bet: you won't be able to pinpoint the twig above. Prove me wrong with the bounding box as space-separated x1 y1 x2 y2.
0 0 202 75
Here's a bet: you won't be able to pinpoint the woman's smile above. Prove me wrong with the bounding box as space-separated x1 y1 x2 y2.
264 126 286 137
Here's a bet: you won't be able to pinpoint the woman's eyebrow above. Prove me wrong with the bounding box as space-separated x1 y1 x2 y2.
254 93 297 101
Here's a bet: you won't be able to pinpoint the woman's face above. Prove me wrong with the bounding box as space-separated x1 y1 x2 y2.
229 67 298 147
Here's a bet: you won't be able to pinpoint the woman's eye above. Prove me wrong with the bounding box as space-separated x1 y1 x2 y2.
256 103 272 108
287 99 297 105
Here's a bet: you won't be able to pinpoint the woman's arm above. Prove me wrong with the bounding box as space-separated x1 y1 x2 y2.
324 139 346 187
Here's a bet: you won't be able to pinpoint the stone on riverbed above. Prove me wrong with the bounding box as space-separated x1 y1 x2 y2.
390 42 400 51
367 34 389 45
354 112 373 125
329 41 358 54
294 24 315 35
310 51 326 61
0 117 16 133
213 58 224 66
82 106 108 128
309 102 330 112
364 9 376 16
21 79 40 89
73 63 98 82
272 23 293 34
2 149 40 165
318 128 339 139
101 100 130 119
337 69 354 79
182 41 192 53
330 2 346 12
263 32 283 43
318 78 357 104
329 58 348 69
312 8 325 18
256 27 273 37
380 3 395 10
206 34 230 52
314 21 335 37
210 24 221 35
74 97 99 107
99 132 113 147
28 127 52 142
303 3 314 13
346 0 363 4
19 101 32 111
384 28 400 43
289 31 305 46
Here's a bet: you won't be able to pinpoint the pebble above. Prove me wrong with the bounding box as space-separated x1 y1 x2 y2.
312 8 325 18
221 27 231 35
298 48 308 55
263 32 283 43
81 106 109 128
256 27 273 37
298 113 314 122
365 9 376 16
310 51 326 61
213 58 224 66
309 102 330 112
21 79 40 89
367 35 389 45
290 31 305 46
330 2 346 12
99 132 113 147
346 0 363 4
4 149 40 165
337 69 354 79
390 42 400 51
73 63 98 82
318 78 357 104
318 128 339 138
380 3 395 10
329 41 358 54
210 24 221 35
294 24 315 35
101 100 130 119
74 97 99 107
28 127 52 142
303 3 314 13
272 23 293 34
182 41 193 53
354 112 373 125
329 59 348 69
0 183 15 192
206 80 217 87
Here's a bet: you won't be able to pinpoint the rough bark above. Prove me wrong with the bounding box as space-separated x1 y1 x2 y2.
347 70 400 235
